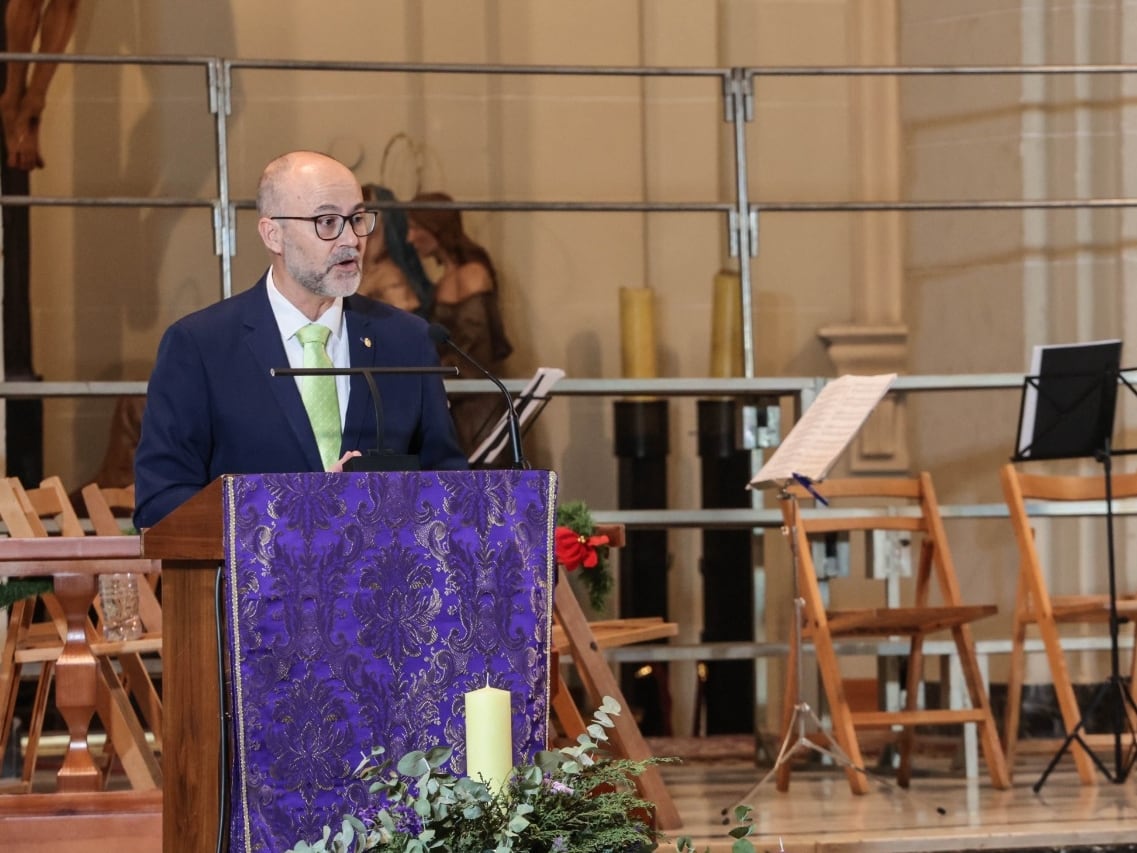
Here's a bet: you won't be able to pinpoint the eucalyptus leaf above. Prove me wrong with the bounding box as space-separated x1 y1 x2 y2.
396 750 430 776
424 745 453 768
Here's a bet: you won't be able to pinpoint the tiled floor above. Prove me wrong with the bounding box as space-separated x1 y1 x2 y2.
8 732 1137 852
662 748 1137 853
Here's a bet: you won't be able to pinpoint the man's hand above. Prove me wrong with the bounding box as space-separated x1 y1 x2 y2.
329 450 362 472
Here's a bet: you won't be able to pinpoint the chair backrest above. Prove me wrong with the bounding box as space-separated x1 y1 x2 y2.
81 483 136 536
783 472 965 610
2 476 84 538
0 478 39 538
999 462 1137 610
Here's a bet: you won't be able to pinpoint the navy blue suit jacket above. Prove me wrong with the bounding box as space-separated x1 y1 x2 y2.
133 277 467 528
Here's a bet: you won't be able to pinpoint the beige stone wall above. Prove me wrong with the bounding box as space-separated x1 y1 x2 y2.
900 2 1137 689
19 0 1137 727
901 4 1030 645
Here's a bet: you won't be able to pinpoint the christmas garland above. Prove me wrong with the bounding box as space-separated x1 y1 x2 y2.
554 500 612 612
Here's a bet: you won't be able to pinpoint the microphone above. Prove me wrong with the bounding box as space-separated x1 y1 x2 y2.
271 364 457 472
427 323 527 469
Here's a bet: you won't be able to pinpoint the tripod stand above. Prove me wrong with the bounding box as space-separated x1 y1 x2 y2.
1012 342 1137 791
736 487 873 801
1033 438 1137 792
728 372 901 805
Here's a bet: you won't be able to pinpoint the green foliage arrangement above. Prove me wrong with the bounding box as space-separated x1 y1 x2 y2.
288 697 665 853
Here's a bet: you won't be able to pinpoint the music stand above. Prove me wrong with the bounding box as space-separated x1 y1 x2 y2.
1011 339 1137 791
1014 339 1122 463
735 373 896 800
468 367 565 467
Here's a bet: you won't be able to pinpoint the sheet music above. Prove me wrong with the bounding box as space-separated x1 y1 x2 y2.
468 367 566 466
748 373 896 489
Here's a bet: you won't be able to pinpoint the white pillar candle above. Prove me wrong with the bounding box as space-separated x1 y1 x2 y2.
464 683 513 793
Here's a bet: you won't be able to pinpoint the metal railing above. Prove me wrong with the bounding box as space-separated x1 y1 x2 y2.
5 53 1137 382
2 54 1136 529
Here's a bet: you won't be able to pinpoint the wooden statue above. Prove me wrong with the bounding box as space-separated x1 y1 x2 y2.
1 0 80 170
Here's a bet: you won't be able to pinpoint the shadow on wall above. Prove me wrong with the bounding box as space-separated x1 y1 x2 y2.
66 4 236 487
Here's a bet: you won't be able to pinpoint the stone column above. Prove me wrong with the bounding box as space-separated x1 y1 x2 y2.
819 0 909 474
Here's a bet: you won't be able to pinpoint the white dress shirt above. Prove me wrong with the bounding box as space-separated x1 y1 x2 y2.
266 268 351 428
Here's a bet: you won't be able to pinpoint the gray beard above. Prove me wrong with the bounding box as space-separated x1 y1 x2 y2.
290 261 360 298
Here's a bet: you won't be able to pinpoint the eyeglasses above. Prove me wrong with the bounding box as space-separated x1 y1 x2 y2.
270 211 378 241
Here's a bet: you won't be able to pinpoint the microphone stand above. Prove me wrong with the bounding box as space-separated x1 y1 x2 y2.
271 365 457 472
428 323 528 469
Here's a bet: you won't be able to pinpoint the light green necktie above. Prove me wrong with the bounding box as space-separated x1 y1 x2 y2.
296 323 341 470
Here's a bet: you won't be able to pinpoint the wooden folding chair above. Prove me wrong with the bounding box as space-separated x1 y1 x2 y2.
80 482 163 757
0 477 161 791
776 472 1010 793
0 475 81 790
81 482 158 598
549 524 683 830
81 483 135 537
999 463 1137 783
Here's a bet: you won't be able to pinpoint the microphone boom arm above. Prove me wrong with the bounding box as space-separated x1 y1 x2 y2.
426 323 528 469
272 367 457 377
271 365 458 471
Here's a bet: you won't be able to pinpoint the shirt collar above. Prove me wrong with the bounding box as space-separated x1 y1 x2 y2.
266 267 345 342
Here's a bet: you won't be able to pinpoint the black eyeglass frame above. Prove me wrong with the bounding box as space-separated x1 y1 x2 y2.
270 211 378 241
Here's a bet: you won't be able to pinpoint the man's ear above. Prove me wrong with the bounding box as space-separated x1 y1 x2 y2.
258 217 283 254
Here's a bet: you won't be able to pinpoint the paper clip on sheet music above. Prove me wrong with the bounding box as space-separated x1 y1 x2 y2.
791 472 828 506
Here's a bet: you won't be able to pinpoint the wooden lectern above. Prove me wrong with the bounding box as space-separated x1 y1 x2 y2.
143 472 561 853
140 479 225 853
143 478 680 851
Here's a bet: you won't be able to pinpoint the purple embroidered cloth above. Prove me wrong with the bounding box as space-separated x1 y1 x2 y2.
220 470 558 853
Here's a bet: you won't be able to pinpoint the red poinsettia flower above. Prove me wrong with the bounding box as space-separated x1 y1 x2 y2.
555 526 610 572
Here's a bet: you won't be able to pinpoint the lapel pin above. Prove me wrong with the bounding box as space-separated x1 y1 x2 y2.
362 337 372 349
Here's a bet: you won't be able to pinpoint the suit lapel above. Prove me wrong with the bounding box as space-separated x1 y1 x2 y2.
343 305 380 452
242 280 324 471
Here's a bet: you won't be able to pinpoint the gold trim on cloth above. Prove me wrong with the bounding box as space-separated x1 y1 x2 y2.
223 475 256 853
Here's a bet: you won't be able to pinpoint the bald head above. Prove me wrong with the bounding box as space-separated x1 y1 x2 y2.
255 150 360 217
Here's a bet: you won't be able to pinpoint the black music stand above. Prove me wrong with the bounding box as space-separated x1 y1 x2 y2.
1012 339 1137 790
468 367 564 467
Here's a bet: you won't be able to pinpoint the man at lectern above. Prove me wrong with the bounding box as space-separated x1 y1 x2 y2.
133 150 467 529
